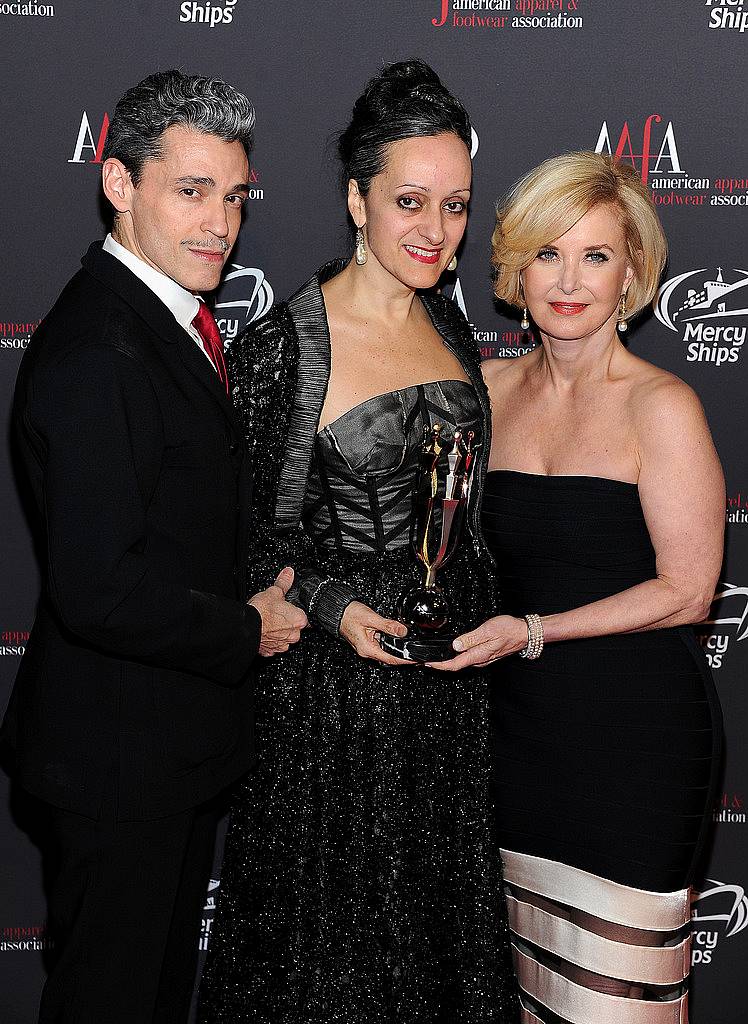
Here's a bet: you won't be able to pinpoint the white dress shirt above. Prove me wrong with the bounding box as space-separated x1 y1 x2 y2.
102 234 216 369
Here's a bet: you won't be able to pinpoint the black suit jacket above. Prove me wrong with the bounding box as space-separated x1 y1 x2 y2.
0 242 260 820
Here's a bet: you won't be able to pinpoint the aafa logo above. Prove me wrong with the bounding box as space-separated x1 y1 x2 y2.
594 115 684 186
214 265 274 345
655 267 748 365
69 112 110 165
594 114 745 206
692 878 748 965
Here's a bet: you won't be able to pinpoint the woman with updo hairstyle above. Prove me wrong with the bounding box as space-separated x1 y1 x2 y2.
198 61 518 1022
433 152 723 1022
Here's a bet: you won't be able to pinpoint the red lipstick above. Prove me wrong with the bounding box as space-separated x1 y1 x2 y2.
550 302 588 315
404 244 441 265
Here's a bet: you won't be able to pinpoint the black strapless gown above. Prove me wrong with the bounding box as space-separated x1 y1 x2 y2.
482 471 722 1024
199 384 517 1024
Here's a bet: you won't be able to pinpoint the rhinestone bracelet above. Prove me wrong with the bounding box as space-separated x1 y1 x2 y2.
519 613 544 660
306 578 337 619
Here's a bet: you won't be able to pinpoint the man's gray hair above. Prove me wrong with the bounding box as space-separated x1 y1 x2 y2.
103 69 255 184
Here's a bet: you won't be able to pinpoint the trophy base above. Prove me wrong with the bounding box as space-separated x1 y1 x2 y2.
378 631 458 664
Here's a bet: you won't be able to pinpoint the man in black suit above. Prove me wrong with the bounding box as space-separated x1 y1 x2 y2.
0 70 307 1023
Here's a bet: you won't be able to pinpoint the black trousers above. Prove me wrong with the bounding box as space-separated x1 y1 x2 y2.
38 794 222 1024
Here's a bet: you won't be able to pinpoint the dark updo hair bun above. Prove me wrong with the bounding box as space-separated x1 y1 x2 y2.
338 59 472 196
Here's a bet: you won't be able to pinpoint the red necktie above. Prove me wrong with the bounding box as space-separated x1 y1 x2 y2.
192 301 229 395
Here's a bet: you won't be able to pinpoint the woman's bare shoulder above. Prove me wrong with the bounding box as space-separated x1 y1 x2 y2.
625 354 708 436
481 350 537 391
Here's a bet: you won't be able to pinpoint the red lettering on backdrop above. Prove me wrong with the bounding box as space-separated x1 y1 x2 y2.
639 114 662 188
433 0 449 27
93 112 110 163
68 111 110 165
613 117 663 185
598 115 670 186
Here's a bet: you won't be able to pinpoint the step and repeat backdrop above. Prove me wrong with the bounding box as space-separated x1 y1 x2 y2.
1 1 746 1021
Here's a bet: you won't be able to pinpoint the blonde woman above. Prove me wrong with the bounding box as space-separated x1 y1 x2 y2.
434 153 723 1021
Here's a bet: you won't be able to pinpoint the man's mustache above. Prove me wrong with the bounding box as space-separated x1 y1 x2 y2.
182 239 230 253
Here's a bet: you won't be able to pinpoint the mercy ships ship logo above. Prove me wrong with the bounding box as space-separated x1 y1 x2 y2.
655 266 748 365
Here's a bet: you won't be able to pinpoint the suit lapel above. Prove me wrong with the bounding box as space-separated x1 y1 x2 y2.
81 241 242 435
173 322 241 430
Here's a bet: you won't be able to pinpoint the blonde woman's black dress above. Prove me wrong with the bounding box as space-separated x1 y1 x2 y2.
482 470 722 1024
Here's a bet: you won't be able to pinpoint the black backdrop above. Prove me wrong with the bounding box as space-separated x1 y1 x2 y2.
1 2 746 1021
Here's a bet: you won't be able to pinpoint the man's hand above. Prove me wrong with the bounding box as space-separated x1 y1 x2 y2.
248 567 308 657
339 601 414 667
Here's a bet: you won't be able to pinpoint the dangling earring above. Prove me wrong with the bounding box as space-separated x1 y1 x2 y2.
519 276 530 331
617 293 628 333
355 227 367 266
447 254 458 272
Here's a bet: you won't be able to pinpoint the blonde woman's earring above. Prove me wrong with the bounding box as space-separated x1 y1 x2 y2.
355 228 367 266
447 254 458 272
617 293 628 333
520 307 530 331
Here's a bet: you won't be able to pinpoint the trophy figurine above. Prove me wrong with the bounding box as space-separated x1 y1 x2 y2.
379 424 477 663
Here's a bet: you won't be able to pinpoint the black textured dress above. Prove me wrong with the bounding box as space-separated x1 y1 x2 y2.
482 471 722 1023
198 263 517 1023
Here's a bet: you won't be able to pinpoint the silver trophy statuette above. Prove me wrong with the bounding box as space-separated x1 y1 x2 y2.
379 424 477 663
